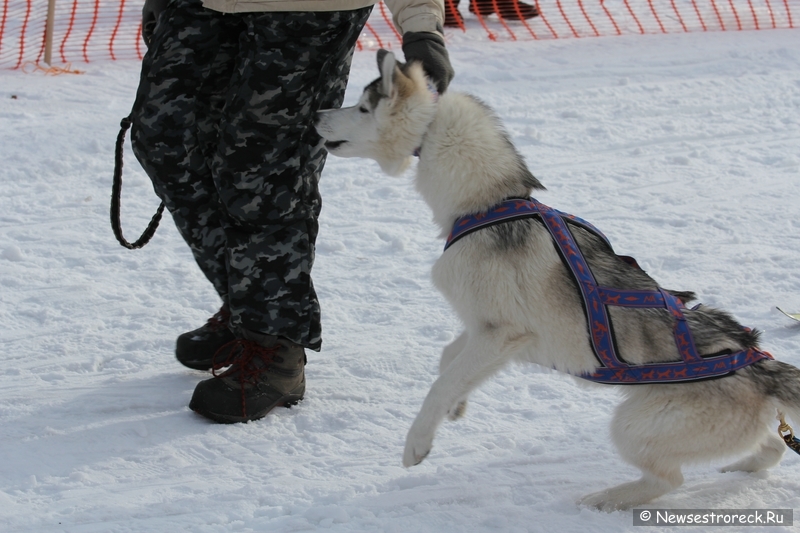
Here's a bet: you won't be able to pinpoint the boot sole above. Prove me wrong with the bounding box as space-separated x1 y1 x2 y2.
177 359 214 371
189 394 304 424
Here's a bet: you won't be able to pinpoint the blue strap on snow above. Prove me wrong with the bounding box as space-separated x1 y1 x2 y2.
444 197 773 384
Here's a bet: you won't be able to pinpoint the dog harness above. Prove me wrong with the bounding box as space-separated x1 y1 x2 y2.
444 197 773 384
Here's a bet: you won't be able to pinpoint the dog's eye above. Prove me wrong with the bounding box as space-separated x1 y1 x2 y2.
359 106 369 114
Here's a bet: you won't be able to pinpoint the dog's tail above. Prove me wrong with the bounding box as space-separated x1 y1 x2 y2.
747 359 800 428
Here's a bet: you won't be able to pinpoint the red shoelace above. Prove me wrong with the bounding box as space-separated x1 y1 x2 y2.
211 339 280 417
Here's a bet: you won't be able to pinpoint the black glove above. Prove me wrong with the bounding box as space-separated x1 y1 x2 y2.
142 0 169 48
402 31 454 93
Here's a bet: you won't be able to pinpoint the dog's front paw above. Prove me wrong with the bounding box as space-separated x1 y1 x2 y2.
447 399 467 421
403 428 434 467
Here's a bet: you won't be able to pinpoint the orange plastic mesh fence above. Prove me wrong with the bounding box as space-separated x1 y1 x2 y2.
0 0 796 70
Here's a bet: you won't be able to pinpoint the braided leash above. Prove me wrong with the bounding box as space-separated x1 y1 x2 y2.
110 116 165 249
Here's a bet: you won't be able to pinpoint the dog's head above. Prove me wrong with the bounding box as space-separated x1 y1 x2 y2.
315 50 438 176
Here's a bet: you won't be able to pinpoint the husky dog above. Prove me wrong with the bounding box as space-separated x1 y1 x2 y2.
315 50 800 511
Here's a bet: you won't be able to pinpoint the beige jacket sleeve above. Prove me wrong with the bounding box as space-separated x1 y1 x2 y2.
384 0 445 35
202 1 376 14
201 0 444 37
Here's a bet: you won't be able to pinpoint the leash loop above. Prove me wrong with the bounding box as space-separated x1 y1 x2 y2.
777 412 800 455
110 115 165 249
778 413 794 439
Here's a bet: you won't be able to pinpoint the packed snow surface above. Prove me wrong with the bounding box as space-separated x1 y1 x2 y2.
1 27 800 533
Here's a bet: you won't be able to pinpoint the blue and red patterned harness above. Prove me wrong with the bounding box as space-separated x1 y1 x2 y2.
444 197 773 384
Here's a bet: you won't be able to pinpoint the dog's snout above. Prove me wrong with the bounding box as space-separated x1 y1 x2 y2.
315 107 332 121
314 109 335 133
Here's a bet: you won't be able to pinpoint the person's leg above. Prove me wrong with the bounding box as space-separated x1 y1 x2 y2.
130 0 240 302
189 7 372 423
213 7 373 351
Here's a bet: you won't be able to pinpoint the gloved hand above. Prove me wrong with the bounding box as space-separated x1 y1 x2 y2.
142 0 169 48
402 31 454 93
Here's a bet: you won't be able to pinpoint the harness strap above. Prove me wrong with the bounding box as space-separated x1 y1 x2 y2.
445 197 773 384
445 198 608 251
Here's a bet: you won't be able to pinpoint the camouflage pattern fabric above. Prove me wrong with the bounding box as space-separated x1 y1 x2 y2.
130 0 372 350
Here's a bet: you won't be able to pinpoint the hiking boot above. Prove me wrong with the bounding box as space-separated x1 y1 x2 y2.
470 0 540 20
188 330 306 424
175 305 236 370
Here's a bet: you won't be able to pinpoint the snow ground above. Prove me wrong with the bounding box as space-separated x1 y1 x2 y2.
1 26 800 533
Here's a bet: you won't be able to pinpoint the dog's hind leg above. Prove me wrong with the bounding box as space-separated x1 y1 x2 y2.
720 432 785 473
580 388 686 511
403 330 522 467
579 471 683 512
440 331 469 420
581 378 778 511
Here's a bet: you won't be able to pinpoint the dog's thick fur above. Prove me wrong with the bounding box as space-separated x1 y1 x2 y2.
315 51 800 511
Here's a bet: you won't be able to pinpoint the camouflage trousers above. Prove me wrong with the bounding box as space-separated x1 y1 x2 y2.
130 0 372 350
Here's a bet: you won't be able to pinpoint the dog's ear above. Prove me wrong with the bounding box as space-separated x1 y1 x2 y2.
377 49 398 98
376 49 415 104
377 49 392 73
